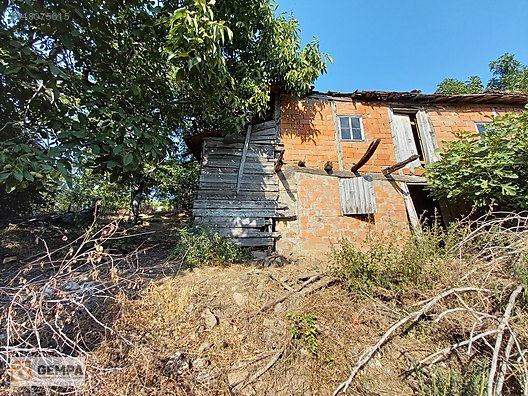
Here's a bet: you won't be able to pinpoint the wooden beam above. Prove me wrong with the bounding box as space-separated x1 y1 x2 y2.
236 124 253 194
324 161 333 172
331 101 344 171
381 154 420 175
350 138 381 172
289 165 427 184
274 150 285 172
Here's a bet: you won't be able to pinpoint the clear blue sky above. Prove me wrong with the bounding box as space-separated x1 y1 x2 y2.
277 0 528 93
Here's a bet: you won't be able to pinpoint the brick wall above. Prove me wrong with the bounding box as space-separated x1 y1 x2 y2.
425 105 522 146
277 95 524 255
275 170 409 254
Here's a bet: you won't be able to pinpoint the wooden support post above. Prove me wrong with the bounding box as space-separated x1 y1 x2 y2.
236 124 253 194
351 138 381 172
274 150 285 172
381 154 419 175
324 161 333 172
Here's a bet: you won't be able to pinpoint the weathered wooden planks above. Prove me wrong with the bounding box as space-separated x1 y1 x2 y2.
193 119 282 248
194 199 282 209
194 216 272 228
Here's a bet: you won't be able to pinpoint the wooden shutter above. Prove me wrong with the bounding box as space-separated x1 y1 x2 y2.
389 112 421 170
339 176 376 215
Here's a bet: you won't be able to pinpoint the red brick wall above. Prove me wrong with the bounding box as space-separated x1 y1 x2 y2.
277 95 524 254
275 171 410 254
280 96 397 173
426 105 522 147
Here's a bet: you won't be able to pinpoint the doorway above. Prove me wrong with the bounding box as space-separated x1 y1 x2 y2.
407 184 445 228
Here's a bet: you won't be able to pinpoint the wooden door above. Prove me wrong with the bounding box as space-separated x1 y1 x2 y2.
390 113 421 170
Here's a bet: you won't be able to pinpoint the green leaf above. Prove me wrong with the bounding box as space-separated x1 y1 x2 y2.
123 153 134 166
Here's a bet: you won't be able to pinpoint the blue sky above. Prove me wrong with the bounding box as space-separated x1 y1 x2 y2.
277 0 528 93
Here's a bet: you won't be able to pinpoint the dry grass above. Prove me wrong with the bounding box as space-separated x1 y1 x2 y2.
1 213 528 395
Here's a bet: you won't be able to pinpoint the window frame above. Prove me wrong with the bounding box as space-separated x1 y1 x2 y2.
338 115 365 141
475 121 491 134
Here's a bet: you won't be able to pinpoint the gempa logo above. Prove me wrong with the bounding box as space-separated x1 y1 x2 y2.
9 357 85 387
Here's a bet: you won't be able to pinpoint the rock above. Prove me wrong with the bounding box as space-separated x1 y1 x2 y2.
165 352 191 374
62 282 80 291
274 302 286 313
274 256 284 267
228 370 249 387
297 271 320 281
2 256 18 265
239 273 249 281
198 342 211 352
195 365 221 383
233 292 248 307
202 309 218 330
192 357 210 370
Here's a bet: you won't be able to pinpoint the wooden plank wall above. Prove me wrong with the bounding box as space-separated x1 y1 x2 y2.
193 120 287 248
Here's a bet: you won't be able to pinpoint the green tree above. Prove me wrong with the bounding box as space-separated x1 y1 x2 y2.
436 53 528 94
0 0 329 220
425 108 528 210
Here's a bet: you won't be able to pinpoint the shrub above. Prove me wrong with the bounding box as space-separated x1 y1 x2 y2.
416 360 488 396
171 225 251 267
332 220 461 296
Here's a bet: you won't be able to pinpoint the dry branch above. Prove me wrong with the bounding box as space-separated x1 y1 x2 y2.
333 287 488 395
488 284 524 396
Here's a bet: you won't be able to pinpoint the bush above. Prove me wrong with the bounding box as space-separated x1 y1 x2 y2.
171 225 251 267
332 221 462 297
416 360 488 396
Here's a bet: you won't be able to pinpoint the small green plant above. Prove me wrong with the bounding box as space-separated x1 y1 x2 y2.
287 312 319 357
171 225 251 267
416 360 488 396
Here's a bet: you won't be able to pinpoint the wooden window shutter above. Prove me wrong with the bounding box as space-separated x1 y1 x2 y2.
339 176 376 215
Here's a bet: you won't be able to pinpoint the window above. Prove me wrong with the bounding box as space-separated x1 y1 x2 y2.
339 176 376 215
339 116 364 141
475 122 491 134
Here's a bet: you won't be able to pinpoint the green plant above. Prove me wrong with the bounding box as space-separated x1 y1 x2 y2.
426 108 528 211
287 312 319 357
416 360 488 396
171 225 251 267
332 220 460 296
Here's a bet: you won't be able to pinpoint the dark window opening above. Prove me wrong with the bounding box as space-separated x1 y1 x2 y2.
407 184 445 228
408 113 425 163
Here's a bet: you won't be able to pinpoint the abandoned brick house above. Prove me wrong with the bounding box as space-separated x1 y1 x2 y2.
186 90 528 254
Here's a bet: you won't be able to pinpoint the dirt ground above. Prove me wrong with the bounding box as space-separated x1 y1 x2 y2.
0 212 500 395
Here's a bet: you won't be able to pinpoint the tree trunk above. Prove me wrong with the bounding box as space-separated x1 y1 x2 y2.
129 182 144 224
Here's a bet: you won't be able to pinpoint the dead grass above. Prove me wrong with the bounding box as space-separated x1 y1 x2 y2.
2 213 528 395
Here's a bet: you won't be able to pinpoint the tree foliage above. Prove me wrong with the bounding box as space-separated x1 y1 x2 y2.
436 53 528 94
426 108 528 210
0 0 329 217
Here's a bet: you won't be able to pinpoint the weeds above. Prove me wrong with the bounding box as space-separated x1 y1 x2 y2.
171 225 251 267
332 220 458 296
288 312 319 357
416 360 488 396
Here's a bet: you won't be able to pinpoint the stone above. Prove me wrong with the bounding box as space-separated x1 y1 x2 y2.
227 370 249 387
239 273 249 281
165 352 191 375
202 309 218 330
2 256 18 265
198 342 211 352
297 271 320 281
233 292 248 307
